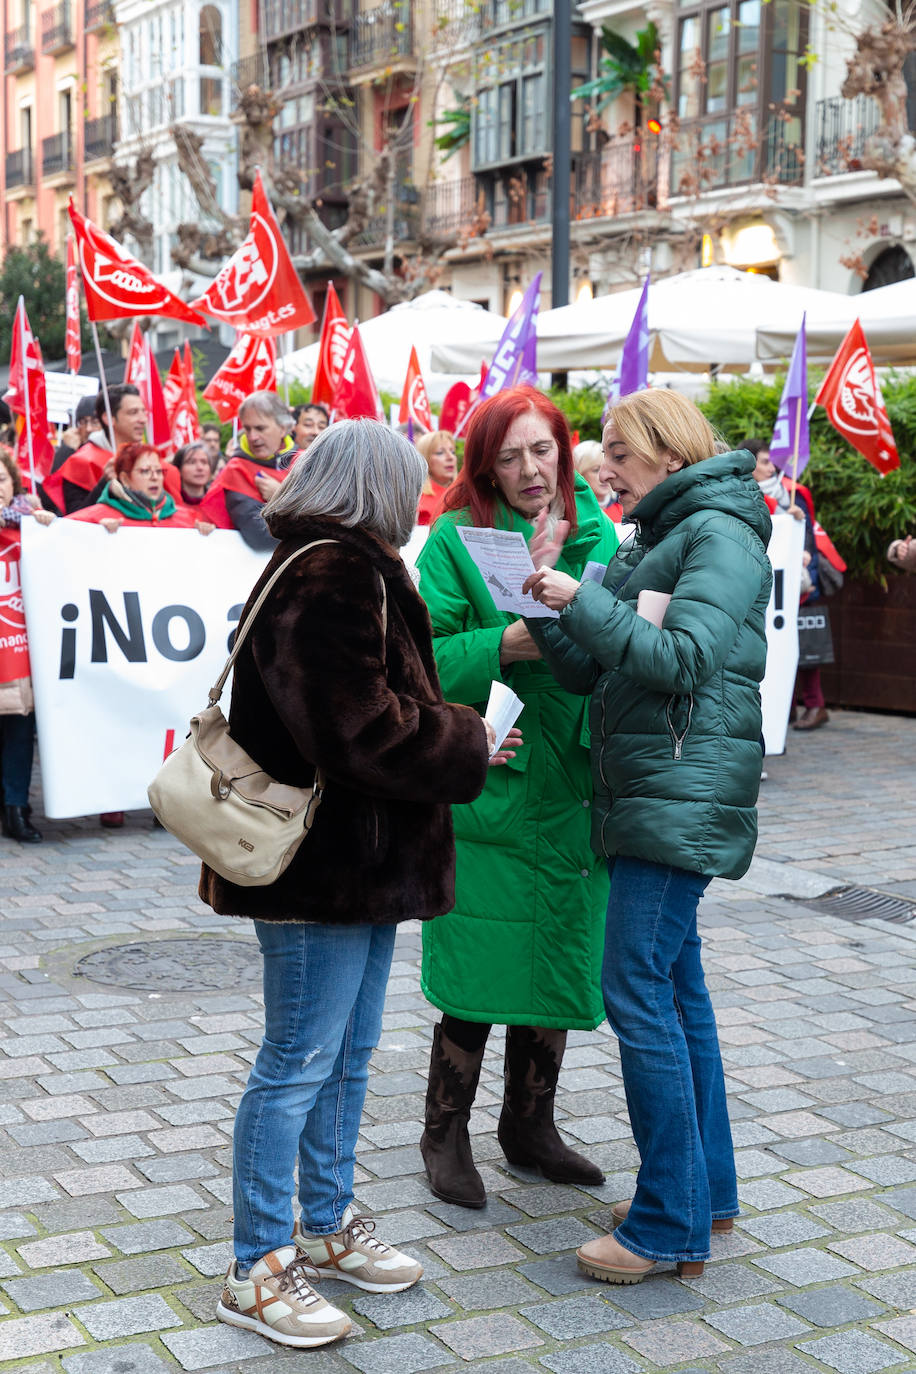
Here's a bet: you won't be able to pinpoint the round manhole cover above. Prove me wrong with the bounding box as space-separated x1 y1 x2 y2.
74 938 261 992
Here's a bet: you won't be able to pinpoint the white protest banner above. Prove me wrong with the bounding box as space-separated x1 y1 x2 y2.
21 520 269 816
760 512 805 756
44 372 99 425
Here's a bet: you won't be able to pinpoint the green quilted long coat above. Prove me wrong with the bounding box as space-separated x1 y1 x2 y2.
418 478 620 1030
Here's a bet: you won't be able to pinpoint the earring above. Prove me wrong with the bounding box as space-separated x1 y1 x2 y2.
490 476 497 488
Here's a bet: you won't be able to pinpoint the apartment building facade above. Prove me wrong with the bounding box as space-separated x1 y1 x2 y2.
1 0 120 253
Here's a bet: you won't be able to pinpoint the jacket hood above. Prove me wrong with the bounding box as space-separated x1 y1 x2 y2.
632 450 772 547
269 511 407 578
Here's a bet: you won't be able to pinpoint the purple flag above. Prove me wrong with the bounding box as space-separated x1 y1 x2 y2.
607 275 649 405
770 315 809 477
480 272 542 400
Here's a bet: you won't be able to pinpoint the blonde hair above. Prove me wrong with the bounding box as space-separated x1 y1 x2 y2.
573 439 603 472
415 430 454 465
604 391 719 469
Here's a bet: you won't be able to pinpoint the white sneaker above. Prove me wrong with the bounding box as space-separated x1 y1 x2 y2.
216 1245 351 1348
293 1205 423 1292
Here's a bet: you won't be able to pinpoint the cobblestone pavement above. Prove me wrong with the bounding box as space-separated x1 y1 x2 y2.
3 709 916 1374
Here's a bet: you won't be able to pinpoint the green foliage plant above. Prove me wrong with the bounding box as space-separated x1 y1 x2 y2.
0 235 94 361
571 23 670 112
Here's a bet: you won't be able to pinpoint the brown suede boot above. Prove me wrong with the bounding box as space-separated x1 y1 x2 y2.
498 1026 605 1186
420 1023 488 1209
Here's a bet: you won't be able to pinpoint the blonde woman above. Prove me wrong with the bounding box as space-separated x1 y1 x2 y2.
415 430 457 525
524 390 772 1283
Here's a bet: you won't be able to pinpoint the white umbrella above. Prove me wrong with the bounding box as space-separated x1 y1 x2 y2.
279 290 507 403
756 277 916 364
431 267 850 374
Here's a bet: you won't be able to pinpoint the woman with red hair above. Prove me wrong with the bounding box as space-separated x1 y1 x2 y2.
67 444 209 531
416 386 620 1208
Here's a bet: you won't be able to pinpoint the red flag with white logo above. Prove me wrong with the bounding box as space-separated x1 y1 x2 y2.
65 233 81 373
163 349 184 422
331 325 384 422
170 342 202 446
191 172 316 337
398 345 433 433
123 324 170 447
68 199 208 327
203 333 277 421
312 283 349 407
814 320 900 475
4 298 54 488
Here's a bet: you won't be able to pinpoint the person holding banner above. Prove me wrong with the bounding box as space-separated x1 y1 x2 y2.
416 386 619 1209
0 448 54 845
199 419 509 1351
42 385 149 514
66 444 206 531
198 391 300 550
415 430 457 526
522 390 771 1284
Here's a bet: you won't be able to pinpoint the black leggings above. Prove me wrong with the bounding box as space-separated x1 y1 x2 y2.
441 1014 492 1054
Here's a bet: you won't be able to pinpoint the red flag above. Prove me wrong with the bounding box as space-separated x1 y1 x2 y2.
170 342 202 446
814 320 900 475
312 283 349 407
0 528 31 686
124 320 145 387
191 172 316 336
398 345 433 433
65 233 81 374
163 348 184 422
203 333 277 421
123 324 170 447
331 325 384 421
68 199 208 327
438 382 472 435
4 299 54 488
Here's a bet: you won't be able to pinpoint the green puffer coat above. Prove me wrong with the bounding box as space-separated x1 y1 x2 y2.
418 478 620 1029
530 452 772 882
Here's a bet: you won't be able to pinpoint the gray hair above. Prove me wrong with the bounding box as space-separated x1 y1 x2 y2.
263 419 426 547
238 389 294 433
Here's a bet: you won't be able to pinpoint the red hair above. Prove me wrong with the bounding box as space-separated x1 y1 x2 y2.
442 386 577 530
114 443 161 480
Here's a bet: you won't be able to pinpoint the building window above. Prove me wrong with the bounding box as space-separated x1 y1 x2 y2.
472 25 549 170
199 5 224 115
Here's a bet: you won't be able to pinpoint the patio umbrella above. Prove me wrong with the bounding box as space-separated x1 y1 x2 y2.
756 277 916 365
431 267 849 374
279 290 508 403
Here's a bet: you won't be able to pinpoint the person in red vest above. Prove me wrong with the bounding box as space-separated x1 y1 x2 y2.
415 430 457 526
42 385 183 515
67 443 205 531
198 390 300 549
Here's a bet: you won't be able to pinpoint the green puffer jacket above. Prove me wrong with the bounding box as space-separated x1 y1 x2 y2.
417 477 620 1029
529 452 772 882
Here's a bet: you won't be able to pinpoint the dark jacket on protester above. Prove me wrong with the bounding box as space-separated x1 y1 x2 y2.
199 516 490 924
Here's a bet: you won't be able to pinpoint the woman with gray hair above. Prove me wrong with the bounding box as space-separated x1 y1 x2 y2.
197 390 299 548
201 419 518 1350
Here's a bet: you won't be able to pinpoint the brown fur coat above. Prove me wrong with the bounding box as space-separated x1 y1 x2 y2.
198 515 489 923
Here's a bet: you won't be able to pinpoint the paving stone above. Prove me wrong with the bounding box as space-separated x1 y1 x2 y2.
115 1183 208 1217
828 1231 916 1270
0 1311 86 1360
620 1318 730 1364
519 1293 631 1338
423 1198 523 1232
135 1153 222 1184
796 1330 903 1373
498 1185 592 1218
160 1323 273 1368
438 1270 541 1309
872 1315 916 1355
680 1260 782 1302
427 1229 526 1270
717 1351 823 1374
0 1175 60 1208
878 1185 916 1219
809 1199 903 1233
350 1285 453 1331
703 1300 811 1345
778 1286 886 1328
53 1164 140 1196
737 1211 831 1246
753 1247 861 1285
62 1347 173 1374
2 1269 104 1312
100 1219 197 1254
505 1217 598 1254
428 1311 542 1360
857 1269 916 1306
538 1346 640 1374
91 1253 191 1294
770 1137 853 1166
516 1258 593 1297
339 1331 456 1372
736 1178 806 1210
180 1241 232 1278
0 1211 37 1239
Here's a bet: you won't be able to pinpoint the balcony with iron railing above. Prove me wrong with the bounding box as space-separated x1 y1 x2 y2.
351 179 421 248
670 110 804 195
41 2 73 54
42 131 75 179
6 147 34 189
430 0 483 49
4 23 34 72
263 0 319 41
814 96 881 176
84 0 114 31
84 111 119 163
349 1 413 71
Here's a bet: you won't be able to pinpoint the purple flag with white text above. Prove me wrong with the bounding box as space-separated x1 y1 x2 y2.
770 315 809 477
480 273 542 400
607 275 650 405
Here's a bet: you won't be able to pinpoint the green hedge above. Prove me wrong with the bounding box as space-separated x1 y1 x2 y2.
547 376 916 586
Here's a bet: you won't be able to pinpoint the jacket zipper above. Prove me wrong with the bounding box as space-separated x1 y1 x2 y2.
598 679 611 791
666 692 694 760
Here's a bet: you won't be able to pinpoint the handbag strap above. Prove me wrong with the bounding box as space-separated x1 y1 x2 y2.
209 539 388 704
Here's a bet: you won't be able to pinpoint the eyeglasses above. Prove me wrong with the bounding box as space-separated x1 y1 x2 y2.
133 467 162 479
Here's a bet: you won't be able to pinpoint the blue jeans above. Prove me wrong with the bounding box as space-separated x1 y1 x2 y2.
0 713 35 807
602 857 738 1263
232 919 397 1268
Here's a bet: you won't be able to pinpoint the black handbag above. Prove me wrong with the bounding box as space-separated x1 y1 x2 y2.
797 600 834 667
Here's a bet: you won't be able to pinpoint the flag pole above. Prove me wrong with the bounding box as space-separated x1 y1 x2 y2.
281 332 291 405
17 298 36 492
90 320 115 453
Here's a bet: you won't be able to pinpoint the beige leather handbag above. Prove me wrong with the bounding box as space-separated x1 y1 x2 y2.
148 538 369 887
